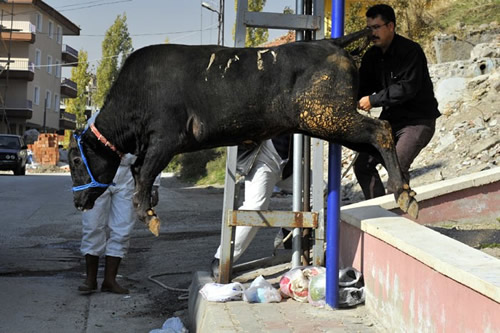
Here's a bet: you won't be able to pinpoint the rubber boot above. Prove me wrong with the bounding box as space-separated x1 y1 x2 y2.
101 256 129 294
78 254 99 294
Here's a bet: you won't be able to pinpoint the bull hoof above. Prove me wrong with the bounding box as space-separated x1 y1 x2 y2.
397 191 410 213
396 190 419 219
407 198 419 219
145 209 161 237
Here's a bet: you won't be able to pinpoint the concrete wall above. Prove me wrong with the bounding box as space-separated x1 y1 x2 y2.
340 168 500 332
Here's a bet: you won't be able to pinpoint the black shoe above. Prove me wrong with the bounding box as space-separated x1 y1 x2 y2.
210 258 220 280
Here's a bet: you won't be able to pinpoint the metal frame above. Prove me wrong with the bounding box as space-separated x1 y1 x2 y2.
218 0 326 283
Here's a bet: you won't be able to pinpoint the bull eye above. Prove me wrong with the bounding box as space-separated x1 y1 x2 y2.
72 156 82 166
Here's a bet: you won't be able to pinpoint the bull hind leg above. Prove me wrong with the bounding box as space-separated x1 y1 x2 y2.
341 116 418 218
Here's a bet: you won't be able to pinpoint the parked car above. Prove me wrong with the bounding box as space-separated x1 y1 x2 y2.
0 134 28 175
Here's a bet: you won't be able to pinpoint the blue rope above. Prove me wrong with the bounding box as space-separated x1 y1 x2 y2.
72 128 115 192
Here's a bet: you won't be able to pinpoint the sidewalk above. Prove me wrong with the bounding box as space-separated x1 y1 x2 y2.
188 264 381 333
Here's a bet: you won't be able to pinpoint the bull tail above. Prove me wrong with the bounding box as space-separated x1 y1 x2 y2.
330 28 371 49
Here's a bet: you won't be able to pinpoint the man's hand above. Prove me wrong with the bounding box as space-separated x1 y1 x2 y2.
151 186 159 207
358 96 372 111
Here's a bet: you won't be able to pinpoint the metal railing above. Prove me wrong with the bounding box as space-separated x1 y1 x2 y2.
0 21 36 34
61 78 77 90
3 99 33 109
59 111 76 121
0 58 34 72
62 44 78 58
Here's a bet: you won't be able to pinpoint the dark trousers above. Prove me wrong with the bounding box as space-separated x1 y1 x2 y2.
354 118 436 199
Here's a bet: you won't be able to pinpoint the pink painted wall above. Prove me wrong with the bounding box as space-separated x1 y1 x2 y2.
340 222 500 332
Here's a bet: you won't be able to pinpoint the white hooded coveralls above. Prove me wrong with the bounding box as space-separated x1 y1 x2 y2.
80 112 160 258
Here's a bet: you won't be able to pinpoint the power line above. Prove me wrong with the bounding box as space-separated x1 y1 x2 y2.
1 0 134 17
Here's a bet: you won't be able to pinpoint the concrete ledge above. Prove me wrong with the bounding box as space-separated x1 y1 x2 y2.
341 205 500 303
346 167 500 212
340 168 500 331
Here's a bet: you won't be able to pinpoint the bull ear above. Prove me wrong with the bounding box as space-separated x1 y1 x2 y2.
69 133 78 148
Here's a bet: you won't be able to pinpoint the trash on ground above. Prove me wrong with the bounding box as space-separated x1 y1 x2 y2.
199 282 245 302
279 266 365 308
279 266 325 302
149 316 188 333
243 275 282 303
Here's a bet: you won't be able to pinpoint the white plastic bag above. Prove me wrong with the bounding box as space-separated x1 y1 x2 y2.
243 275 282 303
199 282 245 302
149 316 188 333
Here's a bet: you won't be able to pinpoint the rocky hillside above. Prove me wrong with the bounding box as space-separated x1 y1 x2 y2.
340 23 500 204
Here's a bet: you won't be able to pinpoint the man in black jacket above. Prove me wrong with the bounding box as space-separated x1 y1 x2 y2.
354 4 441 199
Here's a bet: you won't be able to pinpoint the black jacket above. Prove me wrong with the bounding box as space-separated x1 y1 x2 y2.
358 34 440 123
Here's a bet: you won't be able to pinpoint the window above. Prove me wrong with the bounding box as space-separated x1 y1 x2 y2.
55 59 61 78
35 49 41 69
45 90 52 109
47 55 52 74
35 12 43 32
34 86 40 105
56 25 62 44
53 94 60 112
48 20 53 39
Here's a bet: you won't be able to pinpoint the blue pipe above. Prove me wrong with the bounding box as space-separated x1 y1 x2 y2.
326 0 344 309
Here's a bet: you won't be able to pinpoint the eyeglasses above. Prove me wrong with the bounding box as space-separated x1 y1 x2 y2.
366 22 389 31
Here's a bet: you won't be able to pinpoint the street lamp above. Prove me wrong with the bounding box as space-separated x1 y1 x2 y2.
201 1 224 46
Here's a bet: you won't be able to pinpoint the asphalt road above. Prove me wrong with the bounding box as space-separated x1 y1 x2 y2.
0 172 285 332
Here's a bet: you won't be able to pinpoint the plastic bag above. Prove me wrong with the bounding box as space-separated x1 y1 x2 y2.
339 267 363 287
307 272 326 307
149 317 188 333
339 286 365 308
199 282 245 302
279 266 325 302
243 275 282 303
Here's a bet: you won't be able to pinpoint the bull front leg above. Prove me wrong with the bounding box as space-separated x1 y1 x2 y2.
131 159 161 237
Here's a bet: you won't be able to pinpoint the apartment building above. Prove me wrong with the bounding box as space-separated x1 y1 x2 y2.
0 0 80 136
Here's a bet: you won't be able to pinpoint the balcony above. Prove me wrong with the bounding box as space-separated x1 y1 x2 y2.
60 78 77 98
1 99 33 119
0 58 35 80
59 110 76 130
62 44 78 65
0 21 36 43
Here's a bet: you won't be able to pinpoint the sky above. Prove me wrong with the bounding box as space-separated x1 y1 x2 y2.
43 0 296 72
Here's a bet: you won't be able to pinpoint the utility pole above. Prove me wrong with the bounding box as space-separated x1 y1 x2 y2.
43 97 47 133
202 0 224 45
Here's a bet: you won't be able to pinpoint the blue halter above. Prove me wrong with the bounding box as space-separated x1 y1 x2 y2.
72 127 115 192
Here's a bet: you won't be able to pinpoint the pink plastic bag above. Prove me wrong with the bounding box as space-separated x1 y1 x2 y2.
279 266 325 302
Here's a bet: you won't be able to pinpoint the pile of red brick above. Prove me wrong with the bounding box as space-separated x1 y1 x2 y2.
28 133 60 165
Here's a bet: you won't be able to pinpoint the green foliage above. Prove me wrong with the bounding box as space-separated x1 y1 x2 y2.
174 148 226 184
196 148 227 185
432 0 500 33
233 0 269 47
65 50 91 129
95 14 133 108
246 0 268 47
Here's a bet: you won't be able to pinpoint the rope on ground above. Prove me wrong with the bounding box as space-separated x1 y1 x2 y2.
148 271 191 300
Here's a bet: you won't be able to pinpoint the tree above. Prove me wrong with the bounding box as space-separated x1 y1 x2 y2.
65 50 91 129
95 13 133 108
233 0 269 47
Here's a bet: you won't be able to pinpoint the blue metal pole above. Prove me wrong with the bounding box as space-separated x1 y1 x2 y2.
326 0 344 309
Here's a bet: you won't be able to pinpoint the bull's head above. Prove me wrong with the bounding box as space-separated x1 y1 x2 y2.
68 129 121 211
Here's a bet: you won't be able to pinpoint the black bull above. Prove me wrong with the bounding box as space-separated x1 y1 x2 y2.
68 29 418 235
